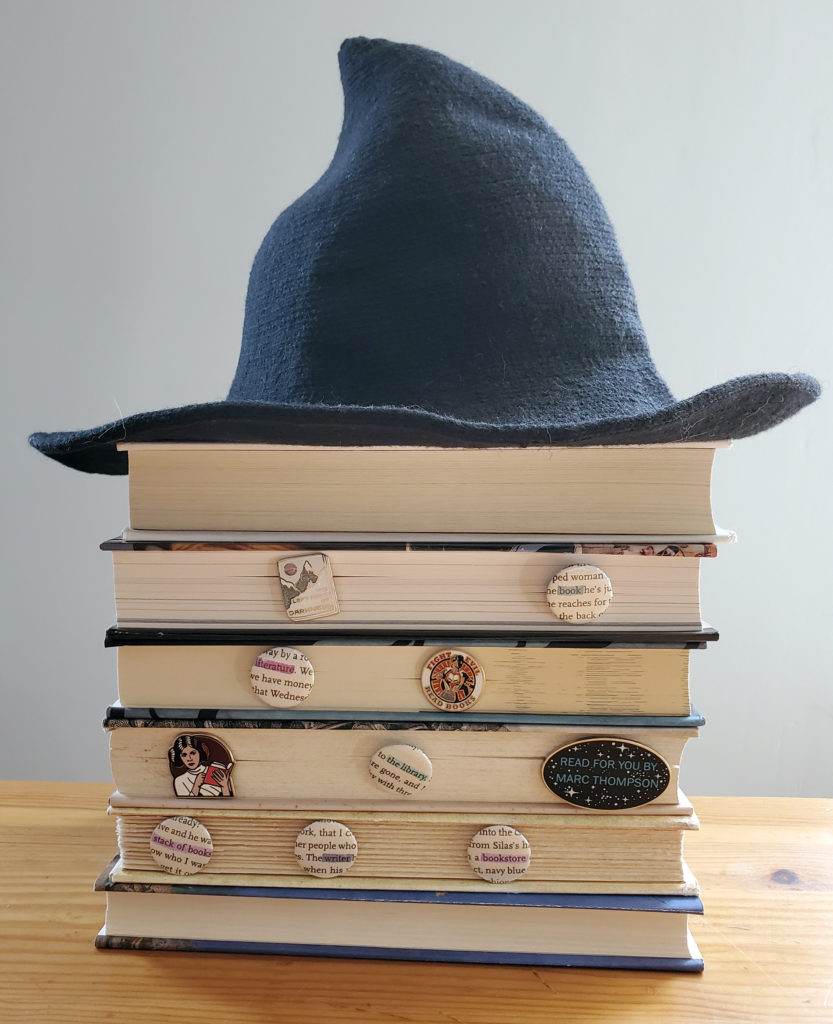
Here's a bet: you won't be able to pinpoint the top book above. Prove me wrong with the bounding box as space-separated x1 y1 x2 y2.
120 442 727 535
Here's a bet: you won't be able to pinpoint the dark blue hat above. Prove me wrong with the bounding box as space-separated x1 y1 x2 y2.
30 38 819 474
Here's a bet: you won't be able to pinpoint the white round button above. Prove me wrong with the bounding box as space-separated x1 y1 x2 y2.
546 564 613 622
250 646 315 706
294 820 358 877
369 744 433 796
467 825 531 883
150 816 213 875
421 649 485 711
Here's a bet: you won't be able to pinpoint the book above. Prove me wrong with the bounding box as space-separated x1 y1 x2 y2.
104 539 717 631
95 860 704 970
107 629 711 716
105 713 697 812
119 442 726 535
108 799 699 892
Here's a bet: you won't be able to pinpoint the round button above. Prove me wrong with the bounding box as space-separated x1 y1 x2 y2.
467 826 531 883
421 649 485 711
546 564 613 622
250 646 315 706
294 820 358 877
369 744 433 796
150 816 213 875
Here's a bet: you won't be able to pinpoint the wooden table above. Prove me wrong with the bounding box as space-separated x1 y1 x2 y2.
1 784 831 1022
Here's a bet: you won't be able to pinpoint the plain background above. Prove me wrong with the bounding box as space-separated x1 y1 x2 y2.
1 1 830 793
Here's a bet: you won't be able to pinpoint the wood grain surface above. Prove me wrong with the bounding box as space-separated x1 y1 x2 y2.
1 783 831 1023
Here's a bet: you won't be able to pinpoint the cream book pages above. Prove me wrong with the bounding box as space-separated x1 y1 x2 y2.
110 803 698 891
115 641 694 716
106 720 696 811
99 881 702 964
121 442 724 534
108 544 710 631
111 861 701 897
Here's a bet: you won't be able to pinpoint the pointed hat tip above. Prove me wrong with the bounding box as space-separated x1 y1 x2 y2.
338 36 392 78
340 36 394 53
338 36 392 62
338 36 436 74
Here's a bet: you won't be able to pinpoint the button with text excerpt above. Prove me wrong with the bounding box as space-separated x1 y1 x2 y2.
295 820 358 877
369 744 433 796
251 646 315 706
468 826 531 882
150 816 213 875
546 564 613 622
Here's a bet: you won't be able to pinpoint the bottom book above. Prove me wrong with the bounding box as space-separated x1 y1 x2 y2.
95 859 704 971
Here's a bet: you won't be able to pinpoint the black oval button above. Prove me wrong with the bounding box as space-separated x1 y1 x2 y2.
541 737 670 809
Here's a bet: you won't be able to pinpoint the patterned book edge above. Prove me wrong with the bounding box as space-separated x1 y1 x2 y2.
94 930 704 971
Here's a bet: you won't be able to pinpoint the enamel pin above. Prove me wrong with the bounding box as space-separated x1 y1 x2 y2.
167 733 235 798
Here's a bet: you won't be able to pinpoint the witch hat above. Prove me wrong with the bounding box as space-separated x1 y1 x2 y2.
29 37 819 474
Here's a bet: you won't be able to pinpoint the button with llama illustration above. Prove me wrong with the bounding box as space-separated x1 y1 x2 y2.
546 564 613 622
369 744 433 796
421 649 485 711
250 646 315 706
167 733 235 798
467 825 531 882
150 816 213 875
294 820 358 877
541 737 671 809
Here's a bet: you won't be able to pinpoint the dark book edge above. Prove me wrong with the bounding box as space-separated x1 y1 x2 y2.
103 707 706 729
98 871 704 913
104 626 719 647
94 931 703 971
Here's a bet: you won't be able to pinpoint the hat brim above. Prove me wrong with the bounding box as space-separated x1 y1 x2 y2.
28 371 820 475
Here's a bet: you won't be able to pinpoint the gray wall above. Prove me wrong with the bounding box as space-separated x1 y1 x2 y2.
2 1 830 793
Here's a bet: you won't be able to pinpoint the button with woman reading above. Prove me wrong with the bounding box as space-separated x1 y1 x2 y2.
167 733 235 798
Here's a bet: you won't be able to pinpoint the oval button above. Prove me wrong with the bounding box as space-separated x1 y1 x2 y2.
546 564 613 622
251 646 315 706
150 816 213 875
294 820 358 877
541 737 670 809
421 649 485 711
369 744 433 796
467 826 531 883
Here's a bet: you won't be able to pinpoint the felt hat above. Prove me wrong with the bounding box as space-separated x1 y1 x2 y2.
29 37 820 474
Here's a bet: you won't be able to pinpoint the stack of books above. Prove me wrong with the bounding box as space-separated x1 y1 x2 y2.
95 440 729 970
